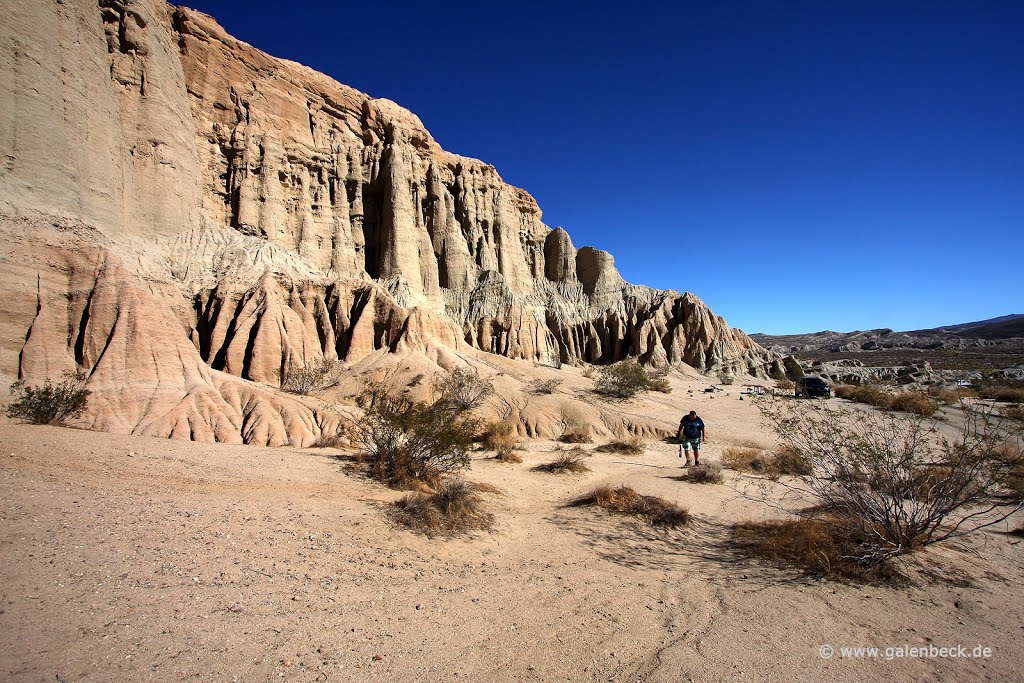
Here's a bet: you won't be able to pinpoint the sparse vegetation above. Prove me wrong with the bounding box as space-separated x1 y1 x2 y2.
722 446 770 474
770 444 814 477
435 367 494 412
390 478 495 536
7 371 90 426
685 462 724 484
775 378 795 390
593 359 671 399
480 420 519 451
529 378 561 395
350 385 481 490
559 428 592 444
495 446 523 463
281 358 342 394
979 386 1024 403
747 396 1024 568
312 427 346 449
718 371 735 386
573 485 689 528
732 518 898 583
835 384 938 416
533 450 590 474
595 437 646 455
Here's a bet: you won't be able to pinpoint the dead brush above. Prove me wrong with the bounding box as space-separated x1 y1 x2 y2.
559 428 592 444
731 517 900 583
722 446 770 473
494 445 523 463
533 450 590 474
595 436 646 455
769 444 813 477
574 485 689 528
390 478 495 536
480 420 520 451
311 427 347 449
685 462 724 484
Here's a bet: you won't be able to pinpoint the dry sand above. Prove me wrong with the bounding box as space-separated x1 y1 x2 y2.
2 373 1022 682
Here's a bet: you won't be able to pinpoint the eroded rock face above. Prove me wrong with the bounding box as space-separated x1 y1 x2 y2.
0 0 783 443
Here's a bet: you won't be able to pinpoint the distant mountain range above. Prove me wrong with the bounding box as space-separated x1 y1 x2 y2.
752 314 1024 353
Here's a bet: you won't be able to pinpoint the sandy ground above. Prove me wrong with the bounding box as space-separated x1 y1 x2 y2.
2 374 1023 682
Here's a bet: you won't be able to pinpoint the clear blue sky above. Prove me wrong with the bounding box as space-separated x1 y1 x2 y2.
182 0 1023 334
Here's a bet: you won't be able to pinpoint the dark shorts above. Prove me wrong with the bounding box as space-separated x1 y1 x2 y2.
682 438 701 451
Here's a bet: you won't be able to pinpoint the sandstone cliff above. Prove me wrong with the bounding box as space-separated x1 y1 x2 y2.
0 0 784 444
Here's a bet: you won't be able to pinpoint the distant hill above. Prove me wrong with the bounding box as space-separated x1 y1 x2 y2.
752 314 1024 353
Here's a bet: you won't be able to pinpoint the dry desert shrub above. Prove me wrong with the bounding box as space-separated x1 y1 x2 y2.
533 450 590 474
574 485 689 528
7 371 90 426
747 396 1024 566
530 378 562 395
999 404 1024 423
731 518 898 583
595 436 646 455
435 367 494 412
594 359 671 399
685 462 724 484
979 386 1024 403
770 444 814 477
390 478 495 536
495 446 523 463
722 446 770 474
560 428 592 444
890 391 938 417
312 427 347 449
350 385 481 490
281 358 342 394
931 387 976 405
836 385 938 416
775 378 795 390
480 420 519 451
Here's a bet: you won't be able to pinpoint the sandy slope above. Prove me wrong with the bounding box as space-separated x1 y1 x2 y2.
2 378 1022 682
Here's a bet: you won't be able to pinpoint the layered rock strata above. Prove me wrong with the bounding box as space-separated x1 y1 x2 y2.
0 0 783 444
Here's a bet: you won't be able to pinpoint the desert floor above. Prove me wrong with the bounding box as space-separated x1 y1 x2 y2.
2 373 1022 682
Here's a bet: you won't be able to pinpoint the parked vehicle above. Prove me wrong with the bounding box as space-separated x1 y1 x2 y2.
795 376 831 398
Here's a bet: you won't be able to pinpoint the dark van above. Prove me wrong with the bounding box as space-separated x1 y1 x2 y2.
795 376 831 398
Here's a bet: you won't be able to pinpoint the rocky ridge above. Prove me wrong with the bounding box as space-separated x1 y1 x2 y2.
0 0 783 445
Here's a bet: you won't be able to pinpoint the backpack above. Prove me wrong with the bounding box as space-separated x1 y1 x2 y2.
682 417 701 439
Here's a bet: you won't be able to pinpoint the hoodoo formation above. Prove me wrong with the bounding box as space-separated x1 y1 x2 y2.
0 0 785 445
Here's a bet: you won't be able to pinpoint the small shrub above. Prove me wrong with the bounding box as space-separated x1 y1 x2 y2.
776 378 795 390
1001 404 1024 423
686 462 724 484
979 386 1024 403
7 371 90 426
282 358 342 394
834 384 893 409
480 420 519 451
390 478 495 536
312 427 346 449
560 428 592 444
594 359 671 399
436 367 494 412
351 386 481 490
574 485 689 528
530 378 561 395
495 446 523 463
732 518 898 583
718 372 735 386
582 366 596 379
890 391 938 417
533 451 590 474
722 446 769 473
769 445 814 477
595 437 646 455
931 388 975 405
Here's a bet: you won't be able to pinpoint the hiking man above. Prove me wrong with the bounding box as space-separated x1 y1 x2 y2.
678 410 705 466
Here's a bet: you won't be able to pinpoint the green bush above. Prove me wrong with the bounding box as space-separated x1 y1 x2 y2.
352 386 481 489
7 372 90 426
